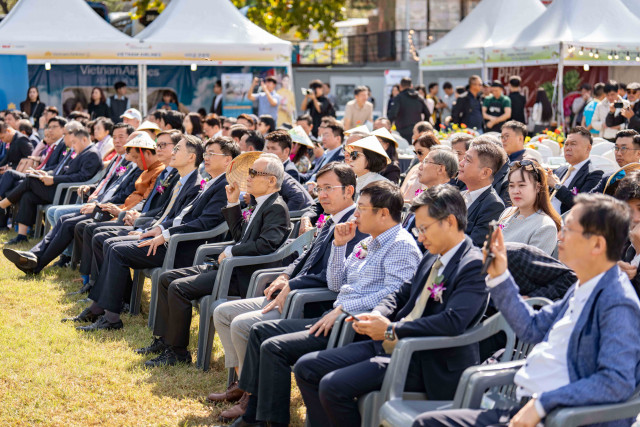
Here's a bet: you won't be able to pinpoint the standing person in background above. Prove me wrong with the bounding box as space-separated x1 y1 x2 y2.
572 84 593 128
277 75 295 127
508 76 526 124
530 88 553 134
156 91 178 111
19 87 44 129
247 76 280 120
582 82 605 136
441 81 455 123
592 81 628 141
451 75 485 132
388 77 431 143
387 84 400 116
88 87 110 120
426 83 441 125
182 113 203 139
323 82 337 111
606 82 640 134
301 80 334 138
482 81 512 133
106 81 130 124
210 80 223 116
343 86 373 130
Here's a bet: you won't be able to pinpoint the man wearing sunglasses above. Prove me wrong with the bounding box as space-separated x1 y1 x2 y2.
606 81 640 133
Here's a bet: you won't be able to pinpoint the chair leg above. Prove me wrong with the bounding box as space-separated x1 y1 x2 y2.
227 367 238 388
196 295 213 370
34 207 43 239
129 270 145 316
147 269 161 329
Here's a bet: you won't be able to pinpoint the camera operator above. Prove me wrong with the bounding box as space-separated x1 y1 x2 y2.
300 80 334 137
606 82 640 133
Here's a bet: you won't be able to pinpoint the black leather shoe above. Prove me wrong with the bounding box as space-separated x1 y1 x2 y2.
53 254 71 268
3 234 28 245
144 348 191 368
62 307 100 323
3 248 37 272
76 316 123 331
135 337 168 355
222 417 266 427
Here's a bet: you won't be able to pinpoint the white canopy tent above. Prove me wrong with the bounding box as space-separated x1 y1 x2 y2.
418 0 546 79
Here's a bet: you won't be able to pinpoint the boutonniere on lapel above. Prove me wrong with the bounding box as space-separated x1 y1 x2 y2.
4 143 9 150
200 178 210 191
571 187 578 196
62 148 69 156
430 275 446 303
354 241 369 260
316 214 331 229
241 205 255 222
116 166 127 177
414 188 424 197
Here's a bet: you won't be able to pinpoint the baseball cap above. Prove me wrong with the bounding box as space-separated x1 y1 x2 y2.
121 108 142 122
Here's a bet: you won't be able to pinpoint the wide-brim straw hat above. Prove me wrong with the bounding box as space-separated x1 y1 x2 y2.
371 127 398 148
289 125 315 148
225 151 264 192
344 125 371 136
124 132 157 150
346 135 391 165
603 162 640 194
137 120 162 134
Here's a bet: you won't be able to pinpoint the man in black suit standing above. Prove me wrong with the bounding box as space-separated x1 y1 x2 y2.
547 126 603 214
299 119 345 184
457 139 505 246
209 162 366 421
210 80 223 116
293 184 488 427
135 153 291 366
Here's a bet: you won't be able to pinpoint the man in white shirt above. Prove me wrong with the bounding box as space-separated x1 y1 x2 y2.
591 81 629 141
343 86 373 130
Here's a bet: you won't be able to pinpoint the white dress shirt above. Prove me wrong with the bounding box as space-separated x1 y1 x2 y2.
486 270 604 417
223 191 277 258
551 158 588 214
462 185 491 208
329 203 357 224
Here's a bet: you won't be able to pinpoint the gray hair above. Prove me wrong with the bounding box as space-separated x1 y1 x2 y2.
64 120 90 140
430 148 459 179
259 152 285 189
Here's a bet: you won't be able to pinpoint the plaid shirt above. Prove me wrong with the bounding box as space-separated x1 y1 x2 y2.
328 224 422 312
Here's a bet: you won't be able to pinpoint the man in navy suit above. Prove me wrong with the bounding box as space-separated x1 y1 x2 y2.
299 119 345 184
591 129 640 194
293 184 488 427
264 129 300 181
416 193 640 426
457 139 505 246
547 126 603 214
209 162 365 421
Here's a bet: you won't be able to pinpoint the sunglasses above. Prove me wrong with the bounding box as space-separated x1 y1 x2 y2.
510 159 541 178
348 151 363 161
413 149 426 156
248 168 274 178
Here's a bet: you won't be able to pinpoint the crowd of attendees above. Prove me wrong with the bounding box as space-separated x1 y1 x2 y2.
1 74 640 427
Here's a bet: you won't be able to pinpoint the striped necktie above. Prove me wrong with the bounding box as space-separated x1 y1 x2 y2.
298 218 334 276
152 181 182 227
91 156 122 199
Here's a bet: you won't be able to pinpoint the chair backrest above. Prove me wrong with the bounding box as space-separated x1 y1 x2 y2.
523 148 544 164
602 148 616 163
539 139 561 156
589 155 618 175
526 143 553 161
592 137 609 146
590 141 615 156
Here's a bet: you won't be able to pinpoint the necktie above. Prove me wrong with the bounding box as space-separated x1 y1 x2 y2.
383 258 443 354
91 156 122 199
152 181 182 227
36 144 56 170
550 166 576 199
143 169 170 212
54 151 72 175
298 218 334 276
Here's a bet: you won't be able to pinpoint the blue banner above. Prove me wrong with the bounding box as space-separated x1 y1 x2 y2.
0 55 29 110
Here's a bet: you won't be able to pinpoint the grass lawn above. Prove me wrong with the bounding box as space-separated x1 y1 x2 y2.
0 231 306 426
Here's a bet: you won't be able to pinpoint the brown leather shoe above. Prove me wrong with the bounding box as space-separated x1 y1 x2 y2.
218 392 249 422
207 380 244 403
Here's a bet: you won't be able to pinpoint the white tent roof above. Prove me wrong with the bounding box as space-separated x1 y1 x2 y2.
134 0 291 66
0 0 141 63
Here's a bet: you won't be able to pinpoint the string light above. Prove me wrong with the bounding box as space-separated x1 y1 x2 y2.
615 52 620 59
608 52 613 60
588 50 594 57
594 50 599 59
583 64 590 71
626 51 631 61
578 47 584 55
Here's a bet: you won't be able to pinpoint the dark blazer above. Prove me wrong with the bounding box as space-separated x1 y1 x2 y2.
280 173 314 211
285 207 366 290
590 172 612 195
381 162 402 184
20 100 45 125
622 241 640 298
91 155 125 196
466 187 505 247
0 132 33 168
41 139 68 172
210 94 223 116
283 159 300 182
606 101 640 133
374 236 488 400
53 144 102 184
104 165 143 205
492 161 510 206
450 91 484 130
221 192 292 297
553 160 603 214
300 150 345 183
141 168 181 217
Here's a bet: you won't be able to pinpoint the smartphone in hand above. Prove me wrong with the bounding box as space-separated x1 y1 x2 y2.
481 221 499 275
340 308 361 322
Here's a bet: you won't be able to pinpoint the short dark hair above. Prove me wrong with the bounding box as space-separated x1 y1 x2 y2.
164 110 185 131
18 120 33 136
264 76 277 84
296 114 312 126
620 82 627 91
265 129 292 152
414 121 434 134
361 149 388 174
360 181 404 223
615 129 639 143
443 81 453 90
113 122 135 135
580 83 593 92
215 80 222 88
114 81 127 90
157 130 183 145
237 113 257 126
615 171 640 202
414 132 439 150
44 106 58 115
153 109 167 123
204 116 221 128
470 138 507 177
604 80 619 94
410 184 467 231
400 77 412 88
450 133 473 149
509 76 521 87
206 136 241 158
309 80 324 90
502 120 528 138
569 126 593 145
181 134 205 166
259 115 276 133
316 161 357 200
324 120 344 141
573 193 630 261
593 82 605 97
230 124 249 141
95 117 114 135
245 130 265 151
354 85 368 95
428 82 438 91
48 116 68 129
455 86 466 95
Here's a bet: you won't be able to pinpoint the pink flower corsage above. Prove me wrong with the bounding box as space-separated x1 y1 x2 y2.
498 223 505 230
414 188 424 197
571 187 578 196
316 214 330 229
155 185 165 194
200 178 209 191
241 205 255 222
430 276 446 303
5 143 10 150
116 166 127 176
354 242 369 260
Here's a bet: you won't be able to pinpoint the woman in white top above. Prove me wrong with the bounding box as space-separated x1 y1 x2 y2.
345 135 390 195
498 159 561 255
400 132 439 202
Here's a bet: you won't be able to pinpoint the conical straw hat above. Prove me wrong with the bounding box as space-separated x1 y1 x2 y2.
603 162 640 194
346 135 391 164
289 126 315 148
225 151 264 192
344 125 370 136
371 127 398 148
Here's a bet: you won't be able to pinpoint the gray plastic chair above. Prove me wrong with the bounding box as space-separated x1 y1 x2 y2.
195 228 316 370
369 297 551 427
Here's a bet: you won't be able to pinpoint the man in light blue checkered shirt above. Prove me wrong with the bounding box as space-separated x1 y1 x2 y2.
237 181 422 427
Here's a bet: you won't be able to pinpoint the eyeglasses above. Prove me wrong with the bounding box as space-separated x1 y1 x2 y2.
348 151 363 161
355 204 378 213
422 160 441 166
559 222 587 236
204 151 228 158
614 146 640 153
172 146 180 153
248 168 274 178
413 149 426 156
157 142 175 150
316 185 344 194
411 219 441 237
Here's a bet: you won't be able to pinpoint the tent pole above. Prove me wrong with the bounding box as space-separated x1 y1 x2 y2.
557 42 565 129
481 47 488 82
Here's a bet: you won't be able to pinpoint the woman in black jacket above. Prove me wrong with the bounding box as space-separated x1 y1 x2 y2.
19 87 45 129
88 87 110 120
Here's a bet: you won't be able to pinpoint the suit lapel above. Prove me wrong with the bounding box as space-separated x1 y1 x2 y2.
241 193 279 242
307 207 355 270
567 161 590 189
467 188 491 222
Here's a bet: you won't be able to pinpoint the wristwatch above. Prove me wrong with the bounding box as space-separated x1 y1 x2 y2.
554 183 562 191
384 323 396 341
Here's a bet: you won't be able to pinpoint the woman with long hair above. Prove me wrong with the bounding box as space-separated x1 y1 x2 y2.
88 87 110 119
183 112 203 138
531 88 553 134
498 159 560 255
19 86 45 128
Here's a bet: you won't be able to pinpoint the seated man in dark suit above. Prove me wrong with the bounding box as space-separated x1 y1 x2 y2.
66 136 240 331
299 118 345 184
208 162 366 421
293 184 489 427
0 121 102 244
457 138 505 246
547 126 603 215
135 153 292 366
591 129 640 194
614 171 640 296
233 181 422 427
0 119 34 173
415 193 640 427
264 129 299 181
501 120 527 164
